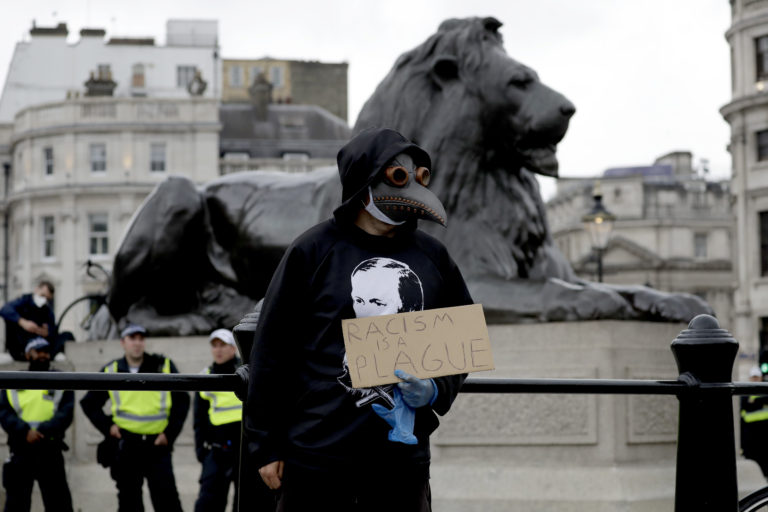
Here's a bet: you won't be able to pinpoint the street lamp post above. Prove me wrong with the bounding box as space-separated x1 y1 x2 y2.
581 181 616 283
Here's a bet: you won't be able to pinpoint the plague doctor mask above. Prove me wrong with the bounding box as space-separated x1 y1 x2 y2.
364 153 447 227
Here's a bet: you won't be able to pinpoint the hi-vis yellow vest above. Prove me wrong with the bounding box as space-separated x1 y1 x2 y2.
199 367 242 426
742 396 768 423
7 389 60 428
105 358 172 434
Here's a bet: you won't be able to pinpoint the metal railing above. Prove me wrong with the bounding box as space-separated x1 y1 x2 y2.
0 313 753 511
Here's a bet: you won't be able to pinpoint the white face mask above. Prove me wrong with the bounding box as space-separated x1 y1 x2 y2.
363 187 405 226
33 294 48 308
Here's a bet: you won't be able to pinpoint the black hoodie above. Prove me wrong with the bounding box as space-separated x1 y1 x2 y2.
245 128 472 479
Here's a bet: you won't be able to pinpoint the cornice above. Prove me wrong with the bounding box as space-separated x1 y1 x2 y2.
721 92 768 119
11 122 222 146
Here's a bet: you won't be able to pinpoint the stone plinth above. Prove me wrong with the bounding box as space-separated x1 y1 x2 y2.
430 320 765 510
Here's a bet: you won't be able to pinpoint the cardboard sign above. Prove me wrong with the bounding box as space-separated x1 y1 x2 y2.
341 304 494 388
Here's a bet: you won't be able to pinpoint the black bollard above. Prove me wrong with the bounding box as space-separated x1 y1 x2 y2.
233 310 259 512
671 314 739 512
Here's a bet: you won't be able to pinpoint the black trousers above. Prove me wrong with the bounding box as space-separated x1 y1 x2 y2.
276 464 431 512
195 447 277 512
110 437 182 512
195 448 238 512
2 447 73 512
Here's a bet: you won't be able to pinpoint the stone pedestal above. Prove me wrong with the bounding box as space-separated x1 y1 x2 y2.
429 320 764 510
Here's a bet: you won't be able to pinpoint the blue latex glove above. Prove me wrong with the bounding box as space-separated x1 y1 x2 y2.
395 369 436 408
371 387 417 445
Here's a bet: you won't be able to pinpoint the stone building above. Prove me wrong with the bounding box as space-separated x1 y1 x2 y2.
0 21 222 340
0 20 355 343
0 20 220 122
219 92 351 174
546 151 733 326
5 96 220 339
221 57 348 121
722 0 768 357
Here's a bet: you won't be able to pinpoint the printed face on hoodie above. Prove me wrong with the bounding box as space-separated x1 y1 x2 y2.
350 257 424 318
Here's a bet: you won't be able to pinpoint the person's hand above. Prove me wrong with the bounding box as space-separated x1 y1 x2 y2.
154 433 168 446
259 460 284 490
18 318 45 336
234 364 249 401
38 323 49 337
372 387 417 445
26 429 44 444
394 369 435 408
109 424 122 439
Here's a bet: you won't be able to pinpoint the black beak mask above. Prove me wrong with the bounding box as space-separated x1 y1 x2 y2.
366 153 447 227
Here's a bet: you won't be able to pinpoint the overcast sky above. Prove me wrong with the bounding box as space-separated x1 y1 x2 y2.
0 0 733 199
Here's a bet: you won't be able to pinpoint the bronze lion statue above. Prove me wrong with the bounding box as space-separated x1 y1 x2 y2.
102 16 710 337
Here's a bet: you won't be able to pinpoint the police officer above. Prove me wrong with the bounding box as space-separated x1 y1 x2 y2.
741 365 768 479
193 329 244 511
80 324 189 511
0 337 73 511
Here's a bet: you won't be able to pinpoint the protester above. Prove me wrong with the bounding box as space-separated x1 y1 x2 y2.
80 324 189 511
245 128 473 511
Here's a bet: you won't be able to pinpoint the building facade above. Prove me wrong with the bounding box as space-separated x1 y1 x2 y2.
546 151 734 327
5 96 220 339
722 0 768 357
0 20 220 123
221 58 348 121
0 20 223 341
0 19 353 343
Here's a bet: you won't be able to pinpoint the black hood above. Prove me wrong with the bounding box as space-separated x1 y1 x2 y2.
334 128 431 220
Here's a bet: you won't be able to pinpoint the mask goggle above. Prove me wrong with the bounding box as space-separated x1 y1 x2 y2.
384 165 431 188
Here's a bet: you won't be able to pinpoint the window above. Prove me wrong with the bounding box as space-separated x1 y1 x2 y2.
150 142 166 172
131 63 145 88
97 64 111 80
694 233 707 259
230 65 243 87
759 129 768 161
757 36 768 81
41 216 55 259
90 143 106 172
270 66 283 87
760 317 768 365
176 66 196 88
43 147 53 175
761 211 768 275
88 213 109 256
282 152 309 161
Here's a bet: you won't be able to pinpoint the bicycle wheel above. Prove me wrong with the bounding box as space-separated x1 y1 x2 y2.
57 294 107 341
740 486 768 512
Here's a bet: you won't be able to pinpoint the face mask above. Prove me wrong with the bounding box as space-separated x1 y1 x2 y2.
29 358 50 372
364 188 405 226
33 294 48 308
368 153 447 227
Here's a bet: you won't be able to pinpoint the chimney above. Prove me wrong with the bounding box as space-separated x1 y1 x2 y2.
30 22 68 37
84 68 117 97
